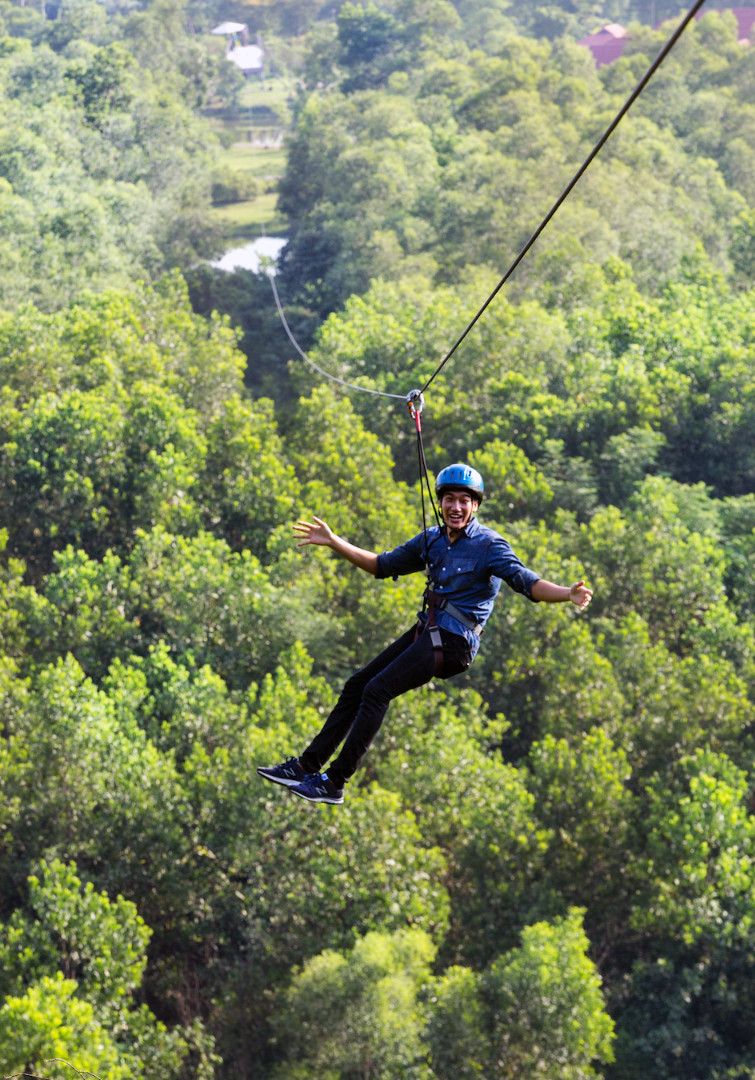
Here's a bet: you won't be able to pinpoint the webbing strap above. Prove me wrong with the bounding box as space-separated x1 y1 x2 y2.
425 588 483 636
423 590 445 676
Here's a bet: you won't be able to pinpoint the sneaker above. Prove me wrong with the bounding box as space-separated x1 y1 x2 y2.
290 772 345 805
257 757 310 789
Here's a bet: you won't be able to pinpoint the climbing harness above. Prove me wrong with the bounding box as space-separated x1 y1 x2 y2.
406 388 446 674
414 582 484 677
425 588 484 637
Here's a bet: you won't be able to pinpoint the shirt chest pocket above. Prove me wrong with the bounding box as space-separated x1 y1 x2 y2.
436 557 479 587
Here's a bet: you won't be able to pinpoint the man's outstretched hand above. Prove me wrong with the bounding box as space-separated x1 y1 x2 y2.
569 580 593 611
294 516 334 547
292 517 379 575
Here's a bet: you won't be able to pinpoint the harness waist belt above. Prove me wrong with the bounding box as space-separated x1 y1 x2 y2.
426 590 483 636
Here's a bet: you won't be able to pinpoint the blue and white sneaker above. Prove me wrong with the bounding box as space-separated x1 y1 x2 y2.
257 757 310 789
290 772 345 805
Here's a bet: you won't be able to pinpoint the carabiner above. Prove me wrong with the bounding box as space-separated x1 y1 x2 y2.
406 389 425 417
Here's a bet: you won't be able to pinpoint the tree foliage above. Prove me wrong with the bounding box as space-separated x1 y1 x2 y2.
277 12 751 318
0 0 225 311
4 0 755 1077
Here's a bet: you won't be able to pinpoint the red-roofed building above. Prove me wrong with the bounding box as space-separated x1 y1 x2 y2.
578 22 630 68
729 6 755 41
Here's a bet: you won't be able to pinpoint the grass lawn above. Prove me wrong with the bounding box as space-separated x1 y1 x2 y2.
207 74 292 240
243 77 293 123
217 143 286 182
213 143 288 237
212 191 288 239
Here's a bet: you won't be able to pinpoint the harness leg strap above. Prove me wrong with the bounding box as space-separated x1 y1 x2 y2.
415 587 445 676
428 624 444 676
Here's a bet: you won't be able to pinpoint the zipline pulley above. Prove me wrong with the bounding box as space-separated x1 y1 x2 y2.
406 389 425 429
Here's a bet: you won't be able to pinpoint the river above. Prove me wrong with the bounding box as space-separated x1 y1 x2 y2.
211 235 287 274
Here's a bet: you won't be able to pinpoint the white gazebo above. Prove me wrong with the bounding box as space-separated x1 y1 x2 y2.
211 20 248 40
211 21 264 78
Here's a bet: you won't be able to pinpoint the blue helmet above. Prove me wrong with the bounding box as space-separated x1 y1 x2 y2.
435 463 484 503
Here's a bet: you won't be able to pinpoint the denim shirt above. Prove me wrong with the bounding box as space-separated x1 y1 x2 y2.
375 516 541 658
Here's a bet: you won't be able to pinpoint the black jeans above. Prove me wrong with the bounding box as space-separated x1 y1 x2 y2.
299 623 472 788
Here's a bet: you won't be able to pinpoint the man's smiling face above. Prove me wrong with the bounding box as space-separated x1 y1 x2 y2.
440 489 479 536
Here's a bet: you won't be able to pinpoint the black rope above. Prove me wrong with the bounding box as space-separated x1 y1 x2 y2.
411 405 441 568
420 0 710 395
416 427 430 564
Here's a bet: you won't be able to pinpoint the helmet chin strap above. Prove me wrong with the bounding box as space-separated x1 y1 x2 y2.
442 503 476 535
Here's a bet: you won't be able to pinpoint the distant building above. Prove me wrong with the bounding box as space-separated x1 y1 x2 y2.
730 5 755 41
211 21 264 78
578 7 755 67
578 23 630 68
227 44 264 78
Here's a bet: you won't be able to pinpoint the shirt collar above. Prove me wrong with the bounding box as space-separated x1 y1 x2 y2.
441 514 481 541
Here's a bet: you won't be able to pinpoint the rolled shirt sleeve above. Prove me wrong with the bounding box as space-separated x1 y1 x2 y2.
375 532 428 580
488 536 541 601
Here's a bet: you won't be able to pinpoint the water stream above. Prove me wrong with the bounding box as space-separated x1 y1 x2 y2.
211 235 287 273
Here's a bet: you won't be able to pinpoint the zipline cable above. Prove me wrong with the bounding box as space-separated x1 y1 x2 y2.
419 0 710 395
268 269 406 401
266 0 707 406
252 163 404 401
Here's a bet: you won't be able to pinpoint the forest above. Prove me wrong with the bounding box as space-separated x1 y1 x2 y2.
2 0 755 1076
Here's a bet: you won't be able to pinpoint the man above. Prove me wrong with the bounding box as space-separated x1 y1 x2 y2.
257 463 592 805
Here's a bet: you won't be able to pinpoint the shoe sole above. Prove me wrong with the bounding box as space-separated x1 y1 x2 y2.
257 767 304 789
290 788 344 805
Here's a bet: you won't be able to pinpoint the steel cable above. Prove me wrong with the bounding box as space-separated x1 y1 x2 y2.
419 0 710 394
